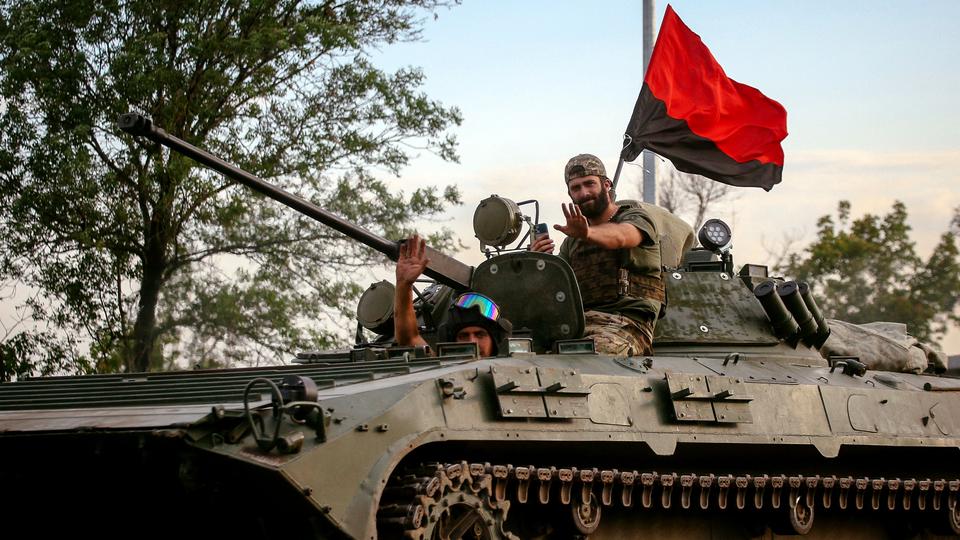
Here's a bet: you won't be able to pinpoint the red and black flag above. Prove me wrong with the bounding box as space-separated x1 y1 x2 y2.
621 5 787 191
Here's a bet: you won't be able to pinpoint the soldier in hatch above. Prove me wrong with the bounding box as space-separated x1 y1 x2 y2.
394 235 511 357
532 154 664 356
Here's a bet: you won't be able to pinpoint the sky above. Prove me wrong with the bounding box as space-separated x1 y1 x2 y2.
1 1 956 359
368 0 960 353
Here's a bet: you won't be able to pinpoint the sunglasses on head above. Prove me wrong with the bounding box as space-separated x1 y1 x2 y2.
453 292 500 321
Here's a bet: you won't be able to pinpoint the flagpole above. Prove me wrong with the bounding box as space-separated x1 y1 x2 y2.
611 158 625 193
642 0 656 203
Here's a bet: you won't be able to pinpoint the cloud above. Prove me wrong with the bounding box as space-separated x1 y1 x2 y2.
789 149 960 174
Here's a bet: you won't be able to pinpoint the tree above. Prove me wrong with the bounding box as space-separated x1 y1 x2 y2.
655 164 735 234
0 0 463 377
782 201 960 343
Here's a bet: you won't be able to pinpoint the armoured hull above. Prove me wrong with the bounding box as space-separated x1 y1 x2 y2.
2 312 959 538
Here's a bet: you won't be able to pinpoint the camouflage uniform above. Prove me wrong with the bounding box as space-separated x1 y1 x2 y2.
560 154 664 357
584 310 656 357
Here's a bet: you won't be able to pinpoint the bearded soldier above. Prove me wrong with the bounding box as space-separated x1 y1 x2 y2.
532 154 664 356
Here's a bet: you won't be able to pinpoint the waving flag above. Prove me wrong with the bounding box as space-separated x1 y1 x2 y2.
621 5 788 190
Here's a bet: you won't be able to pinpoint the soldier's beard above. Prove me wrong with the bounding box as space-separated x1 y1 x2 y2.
576 184 611 219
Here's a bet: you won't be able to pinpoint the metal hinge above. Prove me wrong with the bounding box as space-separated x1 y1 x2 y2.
491 366 590 419
666 372 753 424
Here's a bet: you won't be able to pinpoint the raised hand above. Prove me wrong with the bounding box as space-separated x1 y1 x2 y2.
555 203 590 239
396 234 429 287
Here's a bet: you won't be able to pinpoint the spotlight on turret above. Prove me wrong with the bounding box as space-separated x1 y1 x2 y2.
472 195 546 259
698 218 732 253
473 195 522 249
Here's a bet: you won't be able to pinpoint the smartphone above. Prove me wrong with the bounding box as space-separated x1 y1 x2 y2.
534 223 549 241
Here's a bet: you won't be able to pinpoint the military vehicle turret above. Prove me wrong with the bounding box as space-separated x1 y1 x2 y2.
0 114 958 539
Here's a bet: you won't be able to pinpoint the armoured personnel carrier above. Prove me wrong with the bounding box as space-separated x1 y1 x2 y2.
0 114 958 539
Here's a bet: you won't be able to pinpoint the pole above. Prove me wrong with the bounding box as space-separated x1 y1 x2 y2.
642 0 656 204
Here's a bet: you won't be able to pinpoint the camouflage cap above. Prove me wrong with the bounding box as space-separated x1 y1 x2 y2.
564 154 607 183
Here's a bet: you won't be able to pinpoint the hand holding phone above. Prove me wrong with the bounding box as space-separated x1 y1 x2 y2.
530 223 555 254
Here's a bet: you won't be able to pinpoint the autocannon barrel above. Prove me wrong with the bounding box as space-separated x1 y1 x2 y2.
117 113 471 290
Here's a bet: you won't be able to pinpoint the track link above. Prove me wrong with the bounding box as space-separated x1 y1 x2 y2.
377 462 960 538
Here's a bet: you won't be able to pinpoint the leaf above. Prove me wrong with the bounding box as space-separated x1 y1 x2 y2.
0 0 462 373
782 201 960 342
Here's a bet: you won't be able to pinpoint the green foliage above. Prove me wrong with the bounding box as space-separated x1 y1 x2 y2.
783 201 960 342
0 329 91 381
0 0 463 376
